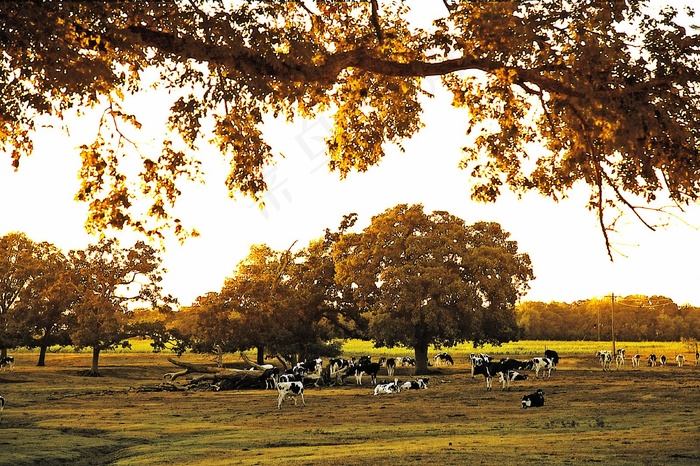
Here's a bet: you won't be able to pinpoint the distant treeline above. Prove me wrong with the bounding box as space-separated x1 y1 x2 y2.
516 296 700 342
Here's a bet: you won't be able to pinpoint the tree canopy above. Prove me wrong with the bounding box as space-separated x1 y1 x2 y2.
3 1 699 254
334 204 534 374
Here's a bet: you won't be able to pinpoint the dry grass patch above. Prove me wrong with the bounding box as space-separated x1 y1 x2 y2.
0 350 699 465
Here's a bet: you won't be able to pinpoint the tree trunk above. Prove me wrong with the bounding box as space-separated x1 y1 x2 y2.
37 345 48 366
414 340 430 375
87 347 101 377
0 348 7 359
256 346 265 365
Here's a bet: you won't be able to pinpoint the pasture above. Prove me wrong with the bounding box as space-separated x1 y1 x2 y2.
0 342 698 465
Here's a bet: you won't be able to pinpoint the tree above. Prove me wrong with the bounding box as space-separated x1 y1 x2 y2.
12 242 78 366
0 232 43 357
3 2 699 254
68 238 173 376
334 204 534 374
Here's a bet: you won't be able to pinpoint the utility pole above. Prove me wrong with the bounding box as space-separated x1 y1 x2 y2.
610 293 616 356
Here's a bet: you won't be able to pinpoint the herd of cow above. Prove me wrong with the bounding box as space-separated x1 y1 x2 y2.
595 348 700 371
275 351 556 410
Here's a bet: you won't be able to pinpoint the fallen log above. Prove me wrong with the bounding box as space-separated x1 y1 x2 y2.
164 358 271 389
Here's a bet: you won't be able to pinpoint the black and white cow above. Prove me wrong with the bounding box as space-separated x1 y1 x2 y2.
293 358 322 377
647 354 657 367
521 389 545 408
498 370 527 390
353 362 381 385
0 356 14 372
544 349 559 367
0 394 4 420
385 358 397 376
499 358 528 372
374 378 401 395
279 373 303 384
469 353 491 379
261 367 280 389
596 350 612 371
695 350 699 367
399 356 416 367
329 358 351 375
472 361 504 390
675 354 685 367
659 355 667 366
433 352 454 366
401 377 430 390
277 381 306 409
631 354 641 367
529 357 555 378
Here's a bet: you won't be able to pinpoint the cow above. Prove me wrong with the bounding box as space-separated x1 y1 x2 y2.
260 367 280 389
277 381 306 409
521 389 545 408
472 361 503 390
399 356 416 367
385 357 397 376
433 352 454 366
0 394 4 421
631 354 641 367
659 355 667 366
374 378 401 395
675 354 685 367
647 354 657 367
353 362 381 385
596 350 612 371
499 358 528 372
329 358 350 374
401 377 430 390
615 349 626 368
0 356 14 372
279 373 303 384
498 370 527 390
469 353 491 378
544 349 559 367
529 357 555 378
293 358 322 377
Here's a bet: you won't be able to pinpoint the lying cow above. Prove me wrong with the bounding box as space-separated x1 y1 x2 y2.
374 378 401 395
277 381 306 409
401 377 429 390
522 389 545 408
0 356 14 372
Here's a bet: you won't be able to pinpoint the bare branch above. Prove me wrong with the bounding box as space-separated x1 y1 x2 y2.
370 0 384 45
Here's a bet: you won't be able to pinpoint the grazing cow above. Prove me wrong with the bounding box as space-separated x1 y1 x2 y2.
631 354 641 367
433 352 454 366
279 373 303 384
676 354 685 367
277 381 306 409
385 358 397 376
499 358 528 372
401 377 430 390
544 350 559 367
647 354 657 367
0 356 14 372
353 362 381 385
659 355 667 366
596 350 612 371
499 370 527 390
529 357 555 378
521 389 545 408
374 378 401 395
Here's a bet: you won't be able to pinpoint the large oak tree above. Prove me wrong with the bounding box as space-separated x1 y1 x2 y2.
2 2 699 254
334 204 534 374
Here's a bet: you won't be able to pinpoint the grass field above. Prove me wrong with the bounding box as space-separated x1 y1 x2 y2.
0 341 699 465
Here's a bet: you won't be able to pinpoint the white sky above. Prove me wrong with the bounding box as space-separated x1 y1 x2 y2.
1 1 699 307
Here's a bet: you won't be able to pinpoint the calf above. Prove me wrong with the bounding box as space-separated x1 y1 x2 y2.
521 389 545 408
433 352 454 366
277 381 306 409
499 370 527 390
374 378 401 395
676 354 685 367
401 377 430 390
0 356 14 372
